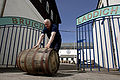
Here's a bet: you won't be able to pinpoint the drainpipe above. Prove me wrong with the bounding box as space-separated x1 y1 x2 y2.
0 0 7 17
106 0 117 68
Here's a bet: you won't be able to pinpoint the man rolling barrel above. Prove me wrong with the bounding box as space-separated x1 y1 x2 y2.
34 19 62 52
17 19 61 75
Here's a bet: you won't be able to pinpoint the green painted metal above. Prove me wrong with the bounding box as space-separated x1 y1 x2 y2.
0 16 44 30
77 5 120 25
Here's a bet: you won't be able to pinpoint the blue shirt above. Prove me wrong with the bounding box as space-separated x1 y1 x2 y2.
42 24 61 43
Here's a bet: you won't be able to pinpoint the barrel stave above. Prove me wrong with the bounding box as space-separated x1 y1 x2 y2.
19 49 29 71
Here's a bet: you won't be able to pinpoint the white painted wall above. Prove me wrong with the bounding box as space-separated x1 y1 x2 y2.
107 0 120 6
101 0 120 7
3 0 44 22
0 0 6 17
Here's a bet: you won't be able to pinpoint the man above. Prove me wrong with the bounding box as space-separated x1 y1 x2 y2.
34 19 62 52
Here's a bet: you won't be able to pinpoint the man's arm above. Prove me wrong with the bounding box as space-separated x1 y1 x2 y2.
33 33 45 48
45 32 56 48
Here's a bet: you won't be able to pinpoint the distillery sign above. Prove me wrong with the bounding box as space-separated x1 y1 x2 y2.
77 5 120 25
0 16 44 30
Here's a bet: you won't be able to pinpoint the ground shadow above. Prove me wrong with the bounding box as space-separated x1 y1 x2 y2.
0 67 22 73
22 63 86 77
0 63 87 77
23 72 74 77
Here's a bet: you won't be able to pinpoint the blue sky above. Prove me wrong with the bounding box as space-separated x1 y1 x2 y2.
55 0 98 43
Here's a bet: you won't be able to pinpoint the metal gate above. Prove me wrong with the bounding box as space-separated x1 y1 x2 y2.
0 16 45 67
76 5 120 72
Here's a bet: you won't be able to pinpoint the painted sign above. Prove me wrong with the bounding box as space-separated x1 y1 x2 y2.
0 16 44 30
77 5 120 25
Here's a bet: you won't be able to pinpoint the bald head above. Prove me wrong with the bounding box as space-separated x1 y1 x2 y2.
44 19 51 29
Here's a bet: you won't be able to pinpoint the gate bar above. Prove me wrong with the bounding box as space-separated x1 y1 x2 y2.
111 16 120 72
15 26 21 67
95 20 100 71
102 18 109 72
85 24 88 68
107 18 115 68
79 27 82 69
98 20 104 68
82 25 85 70
88 23 92 71
24 26 28 50
20 27 25 51
28 28 31 49
91 23 95 68
38 29 40 47
11 26 17 65
0 27 5 55
117 18 120 32
31 28 34 48
34 29 37 46
2 27 10 65
76 26 79 70
6 26 14 67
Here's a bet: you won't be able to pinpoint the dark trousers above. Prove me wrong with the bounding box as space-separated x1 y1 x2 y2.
50 39 62 52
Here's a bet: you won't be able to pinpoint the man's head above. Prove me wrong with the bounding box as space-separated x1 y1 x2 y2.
44 19 51 29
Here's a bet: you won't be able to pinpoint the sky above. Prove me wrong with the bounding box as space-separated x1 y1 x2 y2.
55 0 98 43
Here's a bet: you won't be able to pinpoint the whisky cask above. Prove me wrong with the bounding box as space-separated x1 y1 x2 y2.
17 48 59 75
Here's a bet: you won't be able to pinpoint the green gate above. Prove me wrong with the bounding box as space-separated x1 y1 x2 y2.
76 5 120 72
0 16 45 67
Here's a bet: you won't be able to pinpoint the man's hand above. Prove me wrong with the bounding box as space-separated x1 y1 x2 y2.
45 32 56 49
33 45 39 49
45 43 50 48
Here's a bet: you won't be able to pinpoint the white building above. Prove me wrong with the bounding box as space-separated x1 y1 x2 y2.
59 43 77 64
93 0 120 68
59 43 94 64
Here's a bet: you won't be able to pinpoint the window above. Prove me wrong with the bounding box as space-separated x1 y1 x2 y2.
71 58 74 60
66 58 68 60
51 10 53 20
46 1 49 14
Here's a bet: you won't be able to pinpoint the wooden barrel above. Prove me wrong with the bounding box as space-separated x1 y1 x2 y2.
16 48 60 75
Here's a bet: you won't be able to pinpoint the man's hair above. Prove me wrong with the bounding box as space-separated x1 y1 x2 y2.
44 19 53 24
44 19 50 22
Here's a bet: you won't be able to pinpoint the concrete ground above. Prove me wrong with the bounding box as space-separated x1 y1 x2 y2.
0 63 120 80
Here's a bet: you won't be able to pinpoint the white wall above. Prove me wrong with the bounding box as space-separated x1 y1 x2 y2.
108 0 120 6
3 0 44 22
0 0 6 17
102 0 120 6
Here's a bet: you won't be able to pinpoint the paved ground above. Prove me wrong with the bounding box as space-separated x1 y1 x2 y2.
0 63 120 80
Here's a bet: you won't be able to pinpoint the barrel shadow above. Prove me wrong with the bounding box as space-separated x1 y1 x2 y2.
54 72 73 77
24 72 74 77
